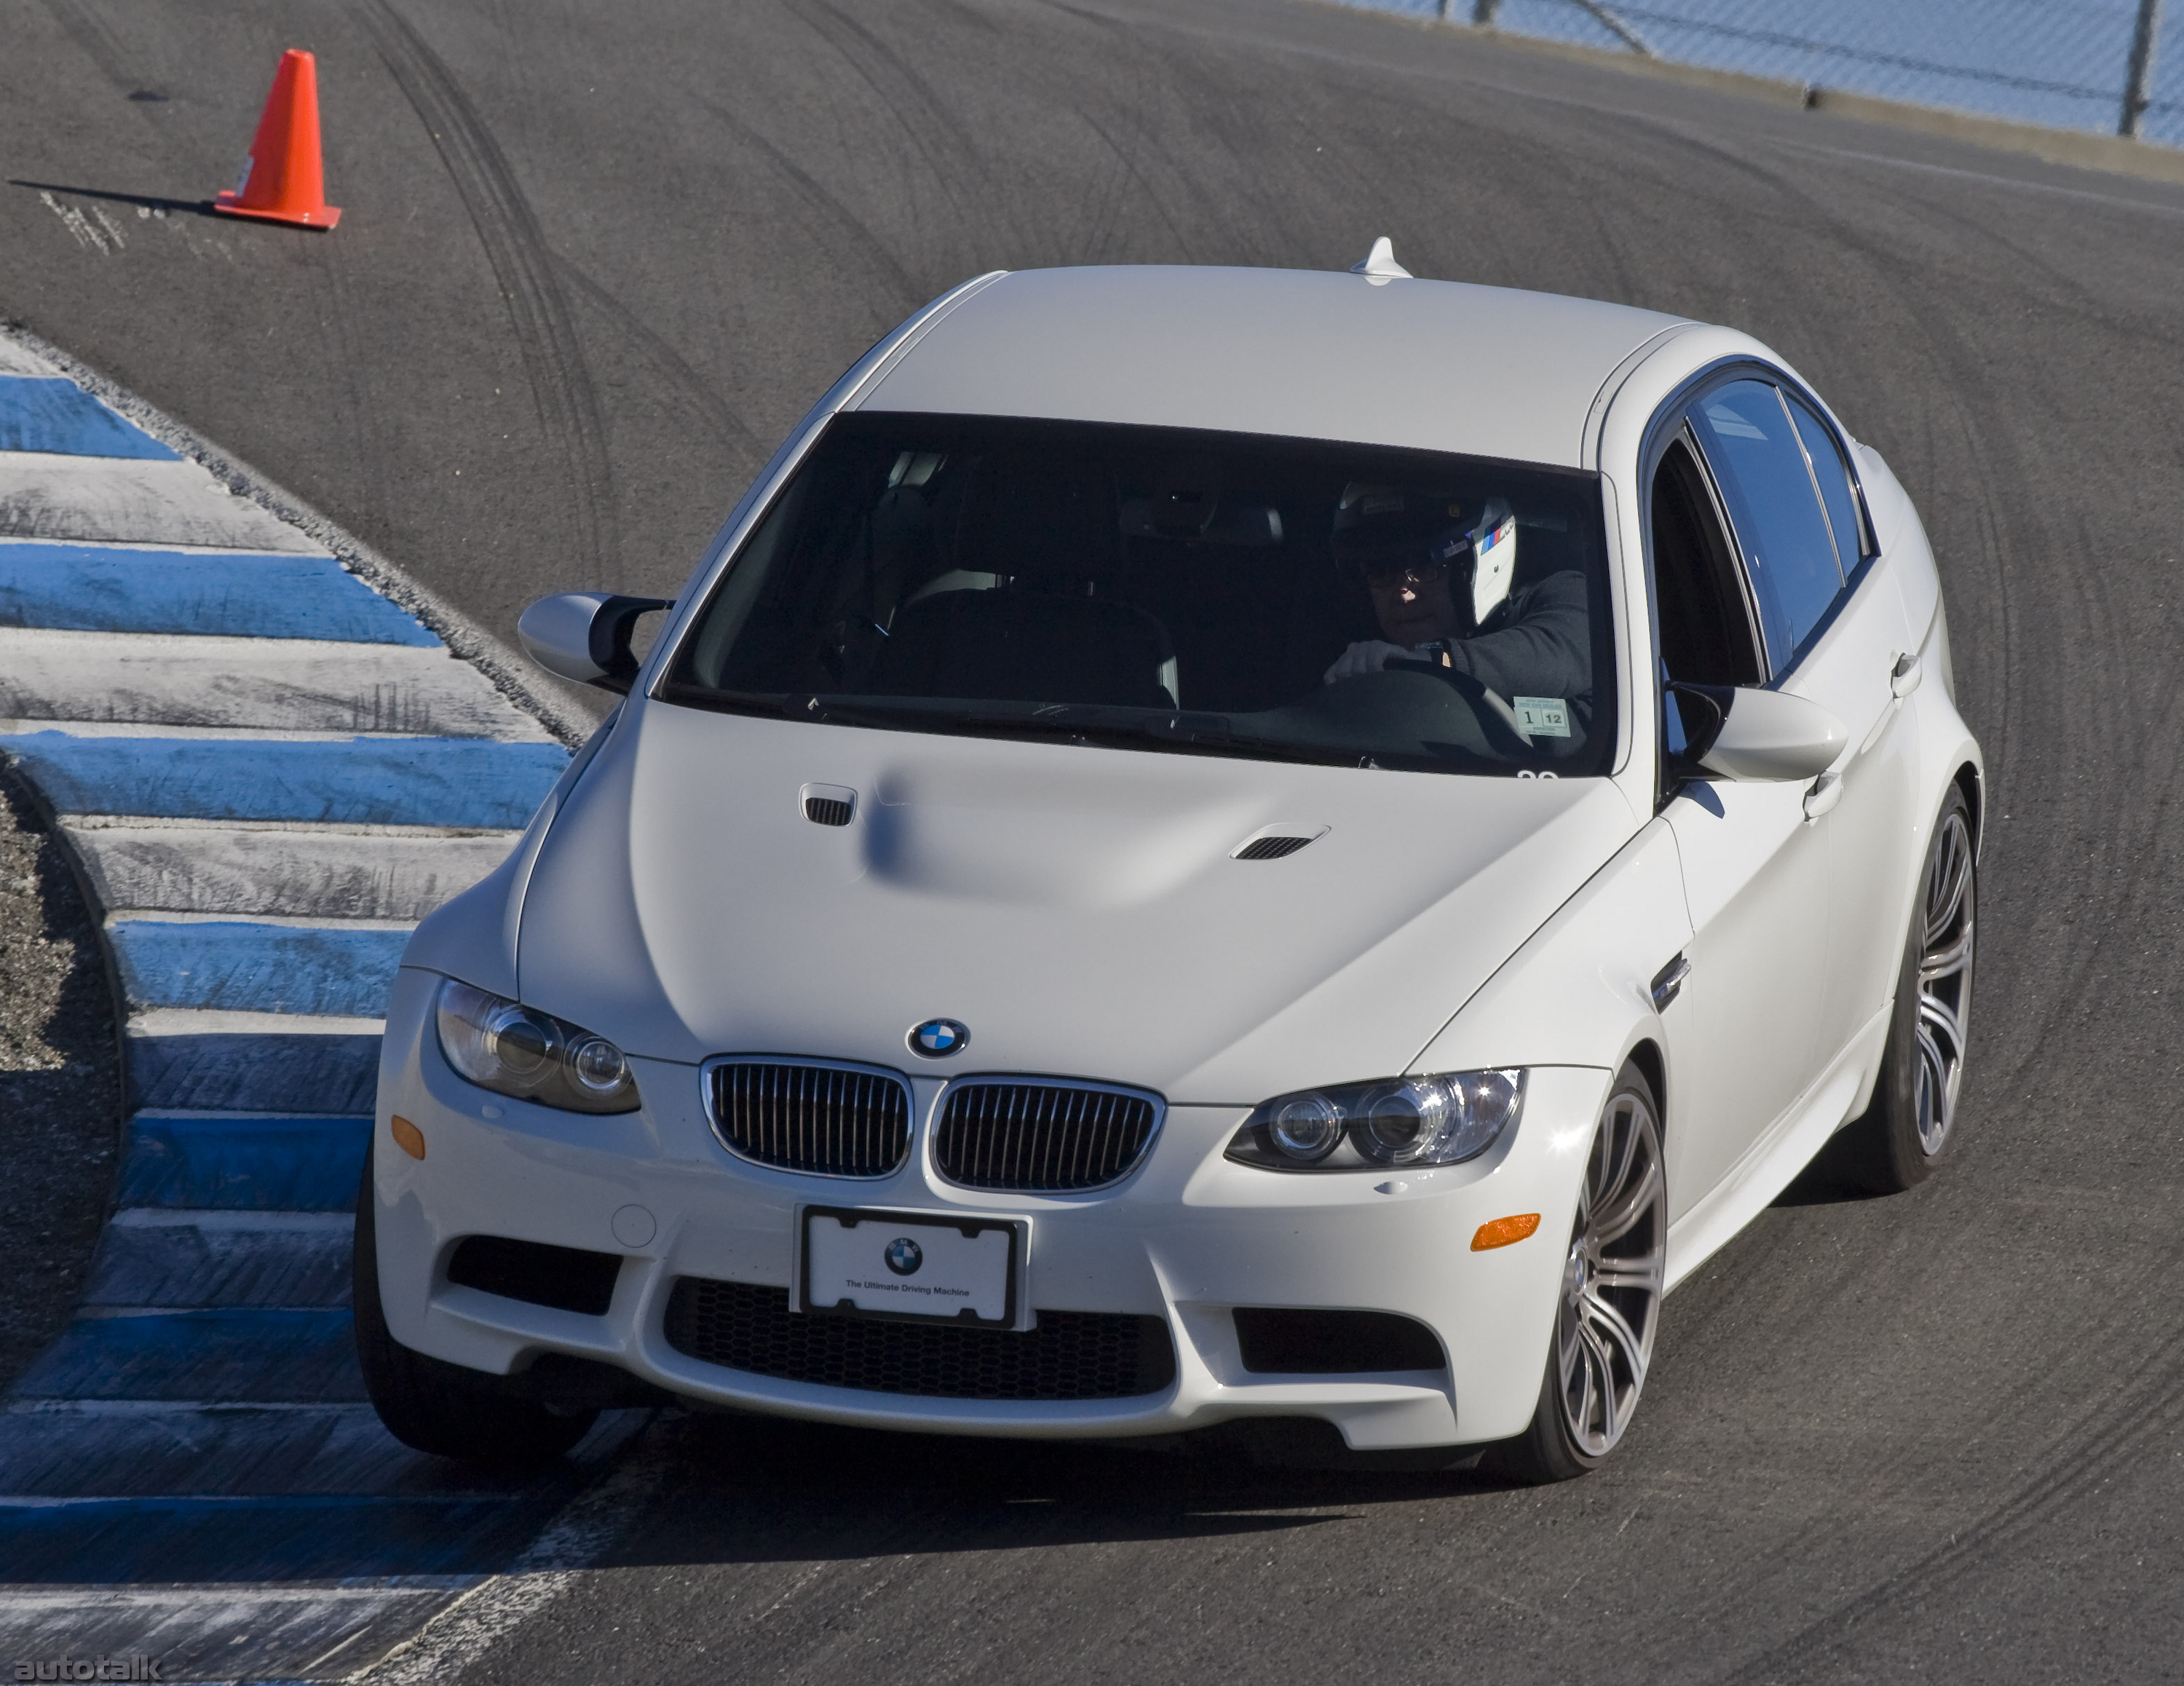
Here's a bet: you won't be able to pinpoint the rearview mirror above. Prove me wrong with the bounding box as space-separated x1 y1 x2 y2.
517 593 673 694
1667 682 1846 783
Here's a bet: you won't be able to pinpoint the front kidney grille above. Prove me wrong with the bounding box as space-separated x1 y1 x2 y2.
933 1080 1160 1192
708 1061 911 1177
663 1278 1176 1399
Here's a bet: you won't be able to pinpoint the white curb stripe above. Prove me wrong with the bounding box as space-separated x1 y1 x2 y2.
0 627 555 740
0 455 325 551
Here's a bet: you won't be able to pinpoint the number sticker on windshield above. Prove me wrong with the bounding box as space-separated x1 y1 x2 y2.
1514 696 1572 738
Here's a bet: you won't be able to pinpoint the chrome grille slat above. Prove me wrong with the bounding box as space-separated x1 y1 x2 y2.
934 1080 1160 1192
709 1059 910 1178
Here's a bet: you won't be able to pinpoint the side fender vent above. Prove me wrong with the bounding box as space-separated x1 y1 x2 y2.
801 783 857 826
1231 826 1328 861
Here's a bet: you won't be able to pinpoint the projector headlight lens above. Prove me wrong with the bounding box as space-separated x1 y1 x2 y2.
435 978 641 1115
1227 1070 1525 1171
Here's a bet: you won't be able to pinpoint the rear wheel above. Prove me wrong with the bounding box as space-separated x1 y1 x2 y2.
353 1145 599 1465
1834 786 1976 1193
1491 1064 1666 1484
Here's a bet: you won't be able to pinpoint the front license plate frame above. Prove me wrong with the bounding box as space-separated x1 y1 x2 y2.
796 1206 1023 1330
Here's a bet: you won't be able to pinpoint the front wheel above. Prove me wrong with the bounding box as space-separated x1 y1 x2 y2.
1490 1063 1666 1484
1833 785 1976 1193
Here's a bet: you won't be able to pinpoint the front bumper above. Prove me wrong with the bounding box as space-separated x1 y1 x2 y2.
372 967 1610 1449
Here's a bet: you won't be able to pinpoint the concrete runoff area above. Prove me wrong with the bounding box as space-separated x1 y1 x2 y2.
0 0 2181 1681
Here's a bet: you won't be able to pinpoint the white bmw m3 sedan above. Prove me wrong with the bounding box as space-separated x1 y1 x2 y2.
357 247 1981 1482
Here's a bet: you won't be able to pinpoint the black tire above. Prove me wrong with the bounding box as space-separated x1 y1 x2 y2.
353 1146 599 1466
1489 1063 1667 1485
1832 785 1977 1195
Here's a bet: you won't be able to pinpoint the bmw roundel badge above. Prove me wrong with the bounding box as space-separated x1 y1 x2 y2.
909 1018 970 1058
885 1237 923 1276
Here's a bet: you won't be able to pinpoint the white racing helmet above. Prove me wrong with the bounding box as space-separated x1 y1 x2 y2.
1334 486 1519 634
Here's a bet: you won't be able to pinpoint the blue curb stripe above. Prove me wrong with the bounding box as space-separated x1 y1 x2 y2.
0 1402 513 1497
0 376 179 459
0 542 441 644
0 1495 563 1581
111 920 411 1017
119 1115 371 1211
130 1032 382 1114
0 732 569 826
84 1219 354 1310
12 1309 363 1403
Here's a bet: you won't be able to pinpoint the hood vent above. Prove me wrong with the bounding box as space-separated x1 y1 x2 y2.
801 783 857 826
1231 826 1328 862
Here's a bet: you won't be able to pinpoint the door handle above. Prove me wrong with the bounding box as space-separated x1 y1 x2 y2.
1804 769 1843 820
1890 653 1923 698
1650 953 1691 1013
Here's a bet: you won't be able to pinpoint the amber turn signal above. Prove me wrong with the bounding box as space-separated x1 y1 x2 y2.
390 1115 427 1160
1471 1212 1540 1251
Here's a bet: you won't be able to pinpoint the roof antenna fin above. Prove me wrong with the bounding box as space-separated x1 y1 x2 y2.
1350 236 1412 284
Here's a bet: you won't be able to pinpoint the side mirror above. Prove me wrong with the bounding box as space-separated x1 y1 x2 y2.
516 593 673 694
1666 682 1846 783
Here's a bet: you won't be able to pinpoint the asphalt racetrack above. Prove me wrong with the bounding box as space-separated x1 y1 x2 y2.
7 0 2184 1679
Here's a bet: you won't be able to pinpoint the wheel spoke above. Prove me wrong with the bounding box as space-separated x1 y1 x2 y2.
1591 1257 1663 1297
1591 1157 1663 1247
1920 927 1974 981
1581 1290 1652 1393
1913 1022 1955 1151
1591 1100 1639 1213
1578 1321 1621 1445
1926 820 1971 940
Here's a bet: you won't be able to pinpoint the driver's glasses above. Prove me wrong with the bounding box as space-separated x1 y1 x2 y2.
1361 558 1451 590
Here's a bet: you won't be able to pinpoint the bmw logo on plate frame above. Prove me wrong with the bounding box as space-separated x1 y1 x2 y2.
909 1018 970 1058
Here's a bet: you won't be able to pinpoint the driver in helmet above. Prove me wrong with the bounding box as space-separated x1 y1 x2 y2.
1323 486 1592 731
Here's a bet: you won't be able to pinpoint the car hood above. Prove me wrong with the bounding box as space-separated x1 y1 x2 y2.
512 702 1639 1104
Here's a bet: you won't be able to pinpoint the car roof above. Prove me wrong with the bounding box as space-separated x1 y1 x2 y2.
852 264 1693 470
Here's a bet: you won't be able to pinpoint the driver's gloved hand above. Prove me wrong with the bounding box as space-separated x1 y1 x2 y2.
1324 640 1415 684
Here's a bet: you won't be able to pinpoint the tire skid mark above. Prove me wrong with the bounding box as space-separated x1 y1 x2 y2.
1720 1289 2184 1684
688 93 924 327
788 0 1005 242
551 256 763 455
357 0 617 582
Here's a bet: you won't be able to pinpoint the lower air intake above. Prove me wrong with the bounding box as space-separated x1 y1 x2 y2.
446 1236 622 1316
1233 1307 1445 1374
663 1278 1176 1399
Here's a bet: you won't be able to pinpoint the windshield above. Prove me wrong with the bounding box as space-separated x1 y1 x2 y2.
660 413 1618 776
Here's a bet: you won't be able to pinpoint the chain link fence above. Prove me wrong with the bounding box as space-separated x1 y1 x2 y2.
1337 0 2181 149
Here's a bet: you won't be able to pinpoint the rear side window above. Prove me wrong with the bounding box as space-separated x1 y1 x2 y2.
1693 379 1844 671
1787 396 1870 573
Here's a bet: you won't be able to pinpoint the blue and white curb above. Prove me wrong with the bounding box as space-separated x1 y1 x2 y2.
0 331 639 1682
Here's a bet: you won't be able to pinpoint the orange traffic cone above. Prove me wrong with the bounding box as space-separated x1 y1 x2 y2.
213 49 341 229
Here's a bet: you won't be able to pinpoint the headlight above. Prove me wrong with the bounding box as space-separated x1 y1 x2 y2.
434 978 641 1115
1225 1070 1524 1171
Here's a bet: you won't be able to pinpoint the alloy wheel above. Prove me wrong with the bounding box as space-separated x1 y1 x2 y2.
1553 1087 1666 1459
1914 809 1976 1156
